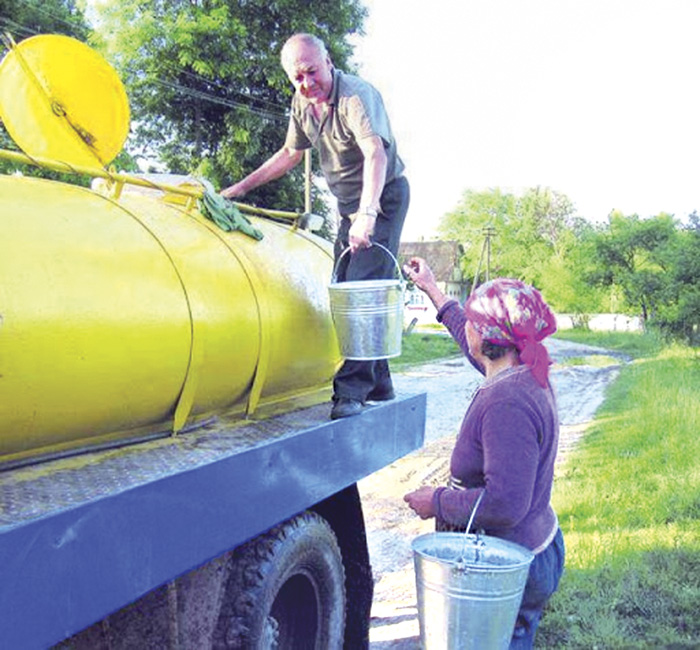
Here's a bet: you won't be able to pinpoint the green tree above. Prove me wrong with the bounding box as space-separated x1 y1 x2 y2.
656 211 700 343
439 187 517 281
438 186 601 313
0 0 92 183
0 0 88 41
440 186 578 281
587 211 678 325
537 219 608 325
92 0 367 216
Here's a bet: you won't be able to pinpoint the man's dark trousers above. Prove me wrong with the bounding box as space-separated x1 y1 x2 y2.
332 176 410 402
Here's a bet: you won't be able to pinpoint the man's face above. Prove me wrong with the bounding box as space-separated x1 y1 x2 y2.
282 41 333 104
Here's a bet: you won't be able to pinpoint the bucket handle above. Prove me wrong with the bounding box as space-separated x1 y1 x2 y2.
457 489 486 562
332 242 405 284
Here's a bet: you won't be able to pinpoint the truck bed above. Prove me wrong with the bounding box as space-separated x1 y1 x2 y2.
0 392 426 649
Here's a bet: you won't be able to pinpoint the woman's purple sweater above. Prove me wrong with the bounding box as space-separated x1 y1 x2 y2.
433 300 560 553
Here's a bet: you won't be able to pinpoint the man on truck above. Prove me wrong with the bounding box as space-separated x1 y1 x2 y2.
221 32 410 421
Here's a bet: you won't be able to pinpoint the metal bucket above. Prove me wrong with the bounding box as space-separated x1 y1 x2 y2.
328 243 405 360
411 491 534 649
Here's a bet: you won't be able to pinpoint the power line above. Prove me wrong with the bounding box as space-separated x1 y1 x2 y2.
0 16 42 39
166 63 288 114
2 10 290 122
150 77 286 123
13 0 87 33
12 0 290 114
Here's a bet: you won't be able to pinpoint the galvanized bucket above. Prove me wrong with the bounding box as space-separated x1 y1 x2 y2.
411 493 534 649
328 243 405 360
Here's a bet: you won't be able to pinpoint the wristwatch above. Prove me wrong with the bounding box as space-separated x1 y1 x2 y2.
359 207 379 218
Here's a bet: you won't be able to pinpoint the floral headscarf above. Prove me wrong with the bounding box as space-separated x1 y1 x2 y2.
464 278 557 387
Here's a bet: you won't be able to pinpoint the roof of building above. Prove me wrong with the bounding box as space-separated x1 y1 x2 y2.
398 240 466 283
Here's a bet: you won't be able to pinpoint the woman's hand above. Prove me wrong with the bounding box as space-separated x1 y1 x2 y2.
403 257 436 292
403 257 450 310
404 486 437 520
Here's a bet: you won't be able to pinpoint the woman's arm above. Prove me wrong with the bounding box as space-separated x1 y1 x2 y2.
403 257 450 311
404 256 484 372
437 401 540 531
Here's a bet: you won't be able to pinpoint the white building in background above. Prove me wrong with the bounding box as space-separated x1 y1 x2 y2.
555 313 642 332
398 240 643 333
399 240 469 328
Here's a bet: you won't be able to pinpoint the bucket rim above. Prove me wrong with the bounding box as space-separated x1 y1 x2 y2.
412 531 534 569
328 278 403 290
331 242 405 285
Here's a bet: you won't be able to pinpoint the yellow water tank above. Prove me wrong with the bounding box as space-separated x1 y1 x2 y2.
0 175 342 466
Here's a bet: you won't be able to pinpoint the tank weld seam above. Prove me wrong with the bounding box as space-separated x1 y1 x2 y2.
194 221 270 416
91 191 199 433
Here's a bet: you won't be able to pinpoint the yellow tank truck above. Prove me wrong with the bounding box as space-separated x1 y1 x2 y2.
0 34 425 648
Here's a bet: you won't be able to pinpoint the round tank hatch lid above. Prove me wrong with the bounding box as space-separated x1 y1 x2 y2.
0 33 130 168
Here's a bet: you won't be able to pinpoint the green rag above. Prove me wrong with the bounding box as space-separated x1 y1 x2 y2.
197 179 263 240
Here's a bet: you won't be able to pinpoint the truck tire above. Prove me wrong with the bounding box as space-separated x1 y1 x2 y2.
313 484 374 648
214 511 346 649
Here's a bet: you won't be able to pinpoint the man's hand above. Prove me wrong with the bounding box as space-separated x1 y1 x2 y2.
219 146 305 201
220 183 246 200
348 212 376 252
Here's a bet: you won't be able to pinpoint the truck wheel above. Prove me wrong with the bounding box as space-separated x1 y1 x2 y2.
215 511 346 649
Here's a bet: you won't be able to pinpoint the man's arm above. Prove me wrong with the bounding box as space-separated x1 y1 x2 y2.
348 135 387 251
220 145 305 199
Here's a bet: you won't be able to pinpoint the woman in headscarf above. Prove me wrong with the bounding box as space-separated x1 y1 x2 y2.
402 257 565 650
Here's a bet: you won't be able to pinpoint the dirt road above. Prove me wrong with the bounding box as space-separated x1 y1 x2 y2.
360 338 624 648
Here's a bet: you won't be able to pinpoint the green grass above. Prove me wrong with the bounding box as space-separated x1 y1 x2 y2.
398 323 664 370
389 331 462 370
394 327 660 370
561 354 619 368
537 343 700 648
553 328 664 359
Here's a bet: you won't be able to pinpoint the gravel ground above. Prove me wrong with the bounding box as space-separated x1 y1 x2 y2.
360 338 625 648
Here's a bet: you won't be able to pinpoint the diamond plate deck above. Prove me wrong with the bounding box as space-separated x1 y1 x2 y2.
0 392 426 649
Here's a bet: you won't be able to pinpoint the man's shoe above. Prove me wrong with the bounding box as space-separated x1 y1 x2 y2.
330 397 364 420
366 386 395 401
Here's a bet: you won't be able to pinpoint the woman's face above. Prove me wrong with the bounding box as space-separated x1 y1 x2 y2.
465 321 482 359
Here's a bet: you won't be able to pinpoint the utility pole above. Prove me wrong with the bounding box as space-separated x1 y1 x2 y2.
304 149 312 214
471 225 497 294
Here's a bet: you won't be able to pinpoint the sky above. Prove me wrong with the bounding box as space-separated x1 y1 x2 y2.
349 0 699 241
